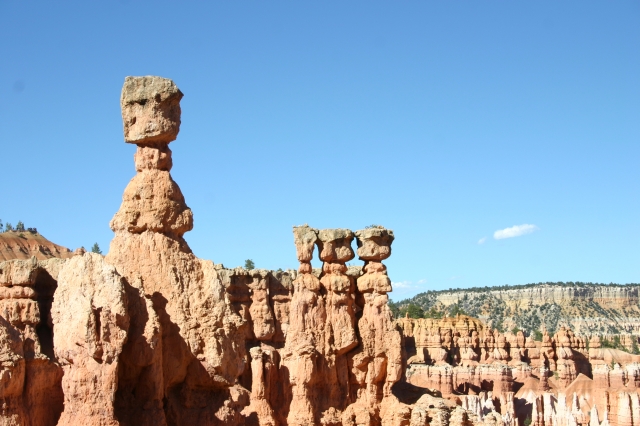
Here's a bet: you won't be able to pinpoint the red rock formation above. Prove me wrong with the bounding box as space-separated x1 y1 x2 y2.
318 228 358 356
0 231 73 261
541 331 557 371
105 76 246 425
345 227 404 425
120 75 183 145
554 327 578 387
281 224 326 425
0 257 65 425
52 253 129 426
3 75 640 426
397 313 639 426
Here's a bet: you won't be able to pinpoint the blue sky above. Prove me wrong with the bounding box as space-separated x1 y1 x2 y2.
2 1 638 300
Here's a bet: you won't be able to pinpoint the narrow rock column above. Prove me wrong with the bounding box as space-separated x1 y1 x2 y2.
589 336 605 365
459 332 474 366
525 336 540 371
343 227 405 425
111 76 192 239
248 270 276 341
283 225 325 426
106 76 245 426
617 392 633 426
538 367 551 392
493 331 510 362
318 228 358 355
542 331 557 371
554 327 578 387
482 330 495 363
288 225 323 341
589 405 600 426
315 228 358 424
240 347 276 426
531 396 544 426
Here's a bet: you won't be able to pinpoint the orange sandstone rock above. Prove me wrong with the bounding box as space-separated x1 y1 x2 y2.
0 231 73 261
51 253 129 426
4 75 640 426
121 76 183 145
105 76 246 426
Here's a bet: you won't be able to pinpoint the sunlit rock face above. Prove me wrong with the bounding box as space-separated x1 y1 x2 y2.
52 253 129 426
399 312 640 426
120 76 183 145
1 76 639 426
105 76 246 426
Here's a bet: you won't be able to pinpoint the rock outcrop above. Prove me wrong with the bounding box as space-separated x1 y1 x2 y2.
0 230 73 261
399 314 640 426
52 253 129 426
0 256 65 426
399 284 640 340
0 75 638 426
105 76 245 426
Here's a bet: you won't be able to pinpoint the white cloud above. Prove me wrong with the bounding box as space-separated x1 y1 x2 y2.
478 237 487 245
392 279 427 289
493 224 539 240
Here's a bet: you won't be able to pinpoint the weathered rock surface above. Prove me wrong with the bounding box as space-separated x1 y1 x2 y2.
0 256 65 426
1 75 638 426
106 76 245 426
120 76 183 145
52 253 129 426
398 314 639 426
0 230 73 261
399 284 640 341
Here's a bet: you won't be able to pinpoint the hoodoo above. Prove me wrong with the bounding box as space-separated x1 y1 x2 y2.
105 76 246 425
0 76 638 426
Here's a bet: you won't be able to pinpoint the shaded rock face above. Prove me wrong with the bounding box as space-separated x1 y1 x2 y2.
0 256 65 426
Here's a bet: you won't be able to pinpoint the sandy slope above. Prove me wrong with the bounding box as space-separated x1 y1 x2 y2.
0 231 73 261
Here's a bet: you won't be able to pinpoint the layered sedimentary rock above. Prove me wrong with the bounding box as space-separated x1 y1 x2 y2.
105 76 246 426
345 227 404 426
52 253 129 426
1 75 638 426
0 230 73 261
243 225 406 426
0 256 65 426
402 284 640 339
399 314 640 426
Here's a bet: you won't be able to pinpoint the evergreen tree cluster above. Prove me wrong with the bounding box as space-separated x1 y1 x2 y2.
0 219 36 233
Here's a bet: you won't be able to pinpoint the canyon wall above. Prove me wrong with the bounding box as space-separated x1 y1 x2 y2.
402 285 640 342
398 315 640 426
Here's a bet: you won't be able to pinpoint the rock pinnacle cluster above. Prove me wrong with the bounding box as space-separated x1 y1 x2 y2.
0 76 637 426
